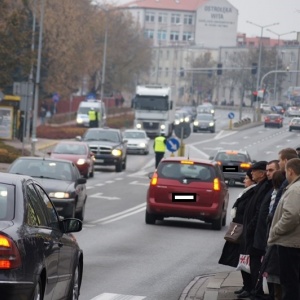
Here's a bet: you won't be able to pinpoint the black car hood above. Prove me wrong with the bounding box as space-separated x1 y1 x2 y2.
32 178 73 192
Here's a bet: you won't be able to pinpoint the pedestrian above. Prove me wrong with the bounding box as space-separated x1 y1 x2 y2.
88 107 98 128
295 146 300 158
268 158 300 300
39 100 48 125
153 133 166 168
218 168 256 296
239 161 273 299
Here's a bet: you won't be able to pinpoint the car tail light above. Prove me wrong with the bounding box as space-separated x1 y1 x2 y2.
0 234 22 269
150 172 158 186
213 178 220 191
240 163 251 168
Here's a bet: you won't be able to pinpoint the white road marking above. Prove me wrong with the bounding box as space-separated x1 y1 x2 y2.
90 293 145 300
129 181 149 186
105 180 114 184
95 183 104 186
100 207 145 225
220 142 238 145
89 192 120 200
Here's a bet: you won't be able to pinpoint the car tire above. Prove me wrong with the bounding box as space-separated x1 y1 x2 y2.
222 211 227 227
33 277 43 300
122 156 127 170
144 150 149 155
211 128 215 133
89 166 94 178
115 160 122 172
264 124 267 128
84 172 89 179
211 215 222 230
67 263 81 300
145 210 156 225
289 127 292 132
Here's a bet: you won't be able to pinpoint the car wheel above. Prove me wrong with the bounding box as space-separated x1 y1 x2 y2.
84 172 89 179
122 156 127 170
211 215 222 230
144 150 149 155
289 127 292 132
76 201 85 221
228 179 235 186
89 166 94 178
115 160 122 172
67 263 81 300
222 211 227 227
145 210 156 225
32 278 43 300
264 124 267 128
210 128 215 133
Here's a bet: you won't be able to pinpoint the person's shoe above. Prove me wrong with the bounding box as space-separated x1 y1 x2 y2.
237 290 251 298
234 288 245 294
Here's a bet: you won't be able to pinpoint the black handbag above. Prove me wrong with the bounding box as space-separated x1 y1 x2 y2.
224 222 243 243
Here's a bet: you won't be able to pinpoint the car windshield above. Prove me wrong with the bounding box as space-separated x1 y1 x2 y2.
9 160 73 181
83 130 120 143
216 153 248 162
0 183 14 220
124 131 147 139
196 114 213 120
53 143 87 155
158 162 213 182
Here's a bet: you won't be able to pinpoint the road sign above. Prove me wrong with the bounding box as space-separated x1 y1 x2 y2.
166 137 180 152
228 112 235 119
174 123 191 139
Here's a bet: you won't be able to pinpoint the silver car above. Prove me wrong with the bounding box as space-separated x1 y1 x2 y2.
123 129 150 155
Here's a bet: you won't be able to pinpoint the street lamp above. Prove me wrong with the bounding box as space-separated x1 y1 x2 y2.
247 21 279 122
266 29 296 103
100 10 108 101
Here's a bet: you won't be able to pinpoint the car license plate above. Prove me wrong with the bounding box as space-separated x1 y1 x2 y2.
172 193 196 202
97 159 104 163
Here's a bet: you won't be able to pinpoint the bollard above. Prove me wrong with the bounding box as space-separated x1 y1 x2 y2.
178 142 185 156
229 119 233 130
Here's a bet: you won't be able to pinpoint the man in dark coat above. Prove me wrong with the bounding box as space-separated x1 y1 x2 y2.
239 161 273 299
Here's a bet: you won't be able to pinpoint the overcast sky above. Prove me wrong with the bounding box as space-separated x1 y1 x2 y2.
98 0 300 39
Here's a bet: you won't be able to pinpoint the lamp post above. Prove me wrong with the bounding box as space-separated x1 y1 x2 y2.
266 29 296 103
100 11 108 101
31 0 45 155
247 21 279 122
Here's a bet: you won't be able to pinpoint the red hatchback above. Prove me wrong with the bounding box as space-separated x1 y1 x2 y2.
264 114 284 128
50 141 94 178
146 157 229 230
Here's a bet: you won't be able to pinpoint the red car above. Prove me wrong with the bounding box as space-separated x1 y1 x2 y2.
145 157 229 230
264 114 284 128
50 141 94 178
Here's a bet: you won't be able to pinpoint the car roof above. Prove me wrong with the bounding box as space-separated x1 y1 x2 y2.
0 172 33 185
13 156 74 164
124 129 146 133
86 127 120 133
196 113 213 117
266 113 281 116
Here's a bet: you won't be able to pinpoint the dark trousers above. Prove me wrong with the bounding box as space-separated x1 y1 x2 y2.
278 245 300 300
241 270 252 292
155 152 165 168
250 254 264 296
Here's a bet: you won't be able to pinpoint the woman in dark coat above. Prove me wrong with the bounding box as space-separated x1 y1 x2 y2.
218 168 256 293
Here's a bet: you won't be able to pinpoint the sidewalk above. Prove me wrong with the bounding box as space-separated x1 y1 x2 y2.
180 271 243 300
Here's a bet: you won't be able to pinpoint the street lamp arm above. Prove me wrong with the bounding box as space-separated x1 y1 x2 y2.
260 70 300 89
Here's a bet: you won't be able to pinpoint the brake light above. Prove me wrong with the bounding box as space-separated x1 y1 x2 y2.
180 160 194 165
240 163 251 168
213 178 220 191
151 172 158 186
0 234 21 269
226 151 237 154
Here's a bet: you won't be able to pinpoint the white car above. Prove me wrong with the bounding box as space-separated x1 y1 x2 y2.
260 103 272 114
123 129 150 155
285 106 300 117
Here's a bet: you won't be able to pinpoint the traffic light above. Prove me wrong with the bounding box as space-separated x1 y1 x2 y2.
217 63 223 75
251 63 258 75
180 67 185 77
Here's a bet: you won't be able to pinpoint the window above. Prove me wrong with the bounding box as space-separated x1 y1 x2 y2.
165 67 169 77
158 13 167 23
145 12 155 23
0 183 14 220
157 30 167 41
144 29 154 39
183 32 193 41
171 13 180 24
184 14 193 25
170 31 179 41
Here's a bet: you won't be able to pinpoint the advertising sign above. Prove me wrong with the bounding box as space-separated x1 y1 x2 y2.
0 107 13 139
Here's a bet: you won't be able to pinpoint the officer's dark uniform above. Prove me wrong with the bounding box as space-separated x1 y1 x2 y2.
153 134 166 168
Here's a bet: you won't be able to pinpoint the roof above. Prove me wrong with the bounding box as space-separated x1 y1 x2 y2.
122 0 208 12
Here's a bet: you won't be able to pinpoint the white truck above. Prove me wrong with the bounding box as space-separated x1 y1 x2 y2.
132 85 175 138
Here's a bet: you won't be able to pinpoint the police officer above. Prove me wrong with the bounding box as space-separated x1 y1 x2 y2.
153 133 167 168
88 107 98 128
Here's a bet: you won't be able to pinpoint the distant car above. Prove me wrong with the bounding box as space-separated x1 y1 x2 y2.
209 150 254 186
196 104 215 116
76 127 127 172
123 129 150 155
49 141 95 178
285 106 300 117
289 117 300 131
0 173 83 300
179 106 197 121
145 157 229 230
174 110 191 125
271 105 285 115
7 157 87 220
193 113 216 133
260 103 272 114
264 114 284 128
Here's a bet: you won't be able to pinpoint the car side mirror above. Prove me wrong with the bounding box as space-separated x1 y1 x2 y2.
61 218 82 233
77 178 86 185
148 172 154 179
123 139 128 143
75 136 82 141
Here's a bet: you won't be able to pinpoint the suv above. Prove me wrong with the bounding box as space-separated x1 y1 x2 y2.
209 150 254 186
146 157 229 230
76 127 127 172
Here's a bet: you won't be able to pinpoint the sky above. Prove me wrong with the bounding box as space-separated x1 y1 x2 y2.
97 0 300 40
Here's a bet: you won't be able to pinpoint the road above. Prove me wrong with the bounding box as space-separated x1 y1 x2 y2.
68 109 299 300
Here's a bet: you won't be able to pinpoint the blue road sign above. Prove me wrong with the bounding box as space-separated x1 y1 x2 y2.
228 112 235 119
166 137 180 152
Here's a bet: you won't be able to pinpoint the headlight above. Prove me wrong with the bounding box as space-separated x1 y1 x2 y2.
209 122 214 126
175 120 180 125
136 123 142 129
194 121 199 126
139 143 146 148
49 192 70 198
112 149 122 156
160 124 165 129
180 118 184 122
211 110 215 114
184 117 189 122
77 158 86 165
76 118 83 124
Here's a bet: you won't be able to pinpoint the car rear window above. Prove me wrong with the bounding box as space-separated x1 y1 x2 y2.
0 183 14 220
158 162 214 182
216 153 248 162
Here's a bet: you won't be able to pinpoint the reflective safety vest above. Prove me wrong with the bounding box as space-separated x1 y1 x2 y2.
88 110 97 121
154 136 166 152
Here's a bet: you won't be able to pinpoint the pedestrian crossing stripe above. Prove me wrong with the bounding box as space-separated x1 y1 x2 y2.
90 293 145 300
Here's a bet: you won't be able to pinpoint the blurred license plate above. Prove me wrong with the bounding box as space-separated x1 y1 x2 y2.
97 159 104 163
172 193 196 202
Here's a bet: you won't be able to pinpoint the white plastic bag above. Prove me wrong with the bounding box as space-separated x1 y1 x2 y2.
236 254 250 273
